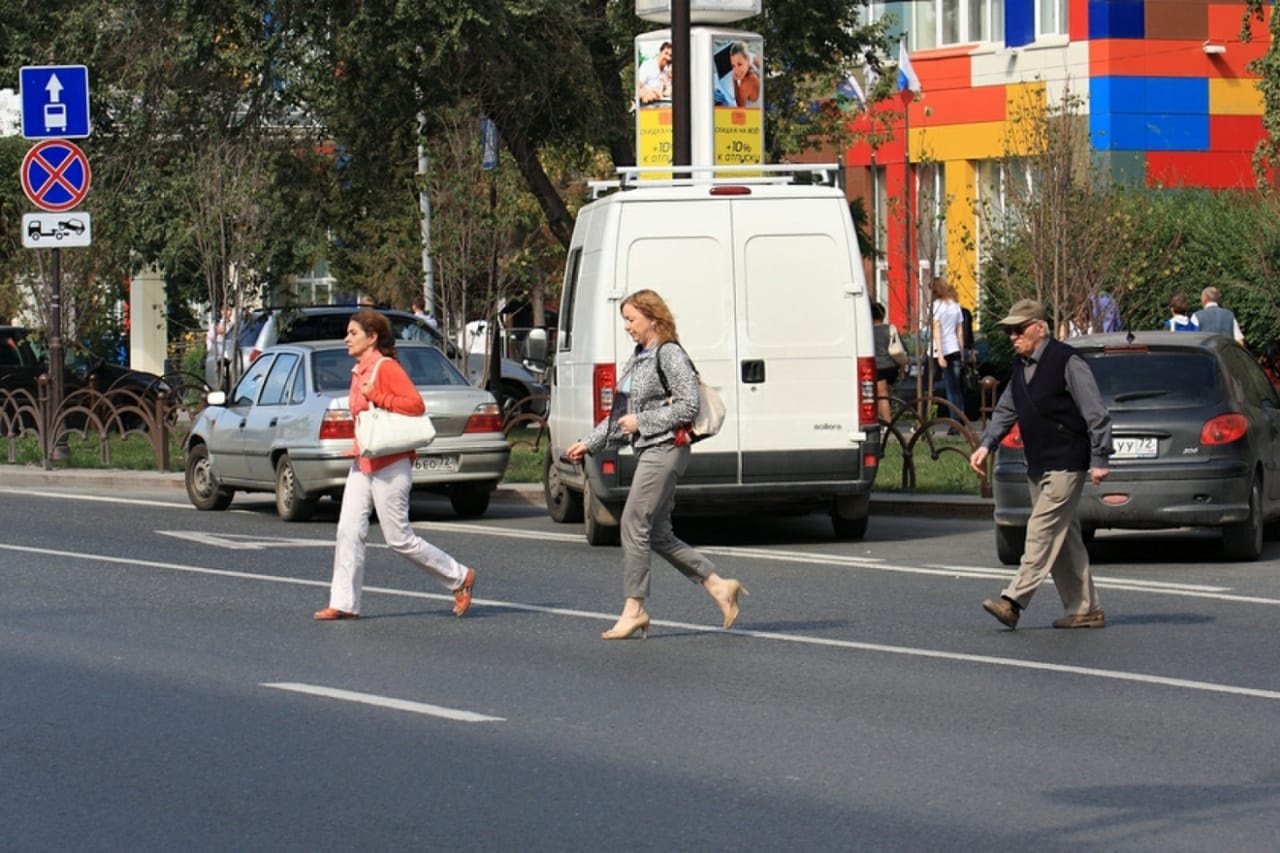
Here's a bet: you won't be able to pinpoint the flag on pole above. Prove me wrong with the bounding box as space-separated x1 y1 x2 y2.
836 71 866 111
896 37 922 96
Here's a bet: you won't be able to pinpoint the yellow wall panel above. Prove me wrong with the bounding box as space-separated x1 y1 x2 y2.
912 122 1008 161
1209 78 1264 116
944 161 978 306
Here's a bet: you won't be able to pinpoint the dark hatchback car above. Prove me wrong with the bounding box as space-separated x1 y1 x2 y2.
0 326 170 428
992 332 1280 563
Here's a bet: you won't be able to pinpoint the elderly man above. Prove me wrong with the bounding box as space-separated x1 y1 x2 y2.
969 299 1112 630
1192 286 1245 346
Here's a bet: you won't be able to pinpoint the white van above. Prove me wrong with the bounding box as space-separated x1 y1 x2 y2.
542 165 881 544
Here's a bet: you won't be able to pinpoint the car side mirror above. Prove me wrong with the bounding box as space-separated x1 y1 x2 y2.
206 390 227 406
522 328 548 367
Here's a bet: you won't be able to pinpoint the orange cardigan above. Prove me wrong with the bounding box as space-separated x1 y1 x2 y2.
349 355 426 473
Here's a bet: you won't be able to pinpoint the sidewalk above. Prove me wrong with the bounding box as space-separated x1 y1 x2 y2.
0 465 992 518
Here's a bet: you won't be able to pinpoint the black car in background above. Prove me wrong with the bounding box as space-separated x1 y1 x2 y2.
0 326 170 428
992 332 1280 563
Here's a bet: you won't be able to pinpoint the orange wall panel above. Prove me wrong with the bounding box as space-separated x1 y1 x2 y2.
913 85 1007 126
1207 3 1270 42
1209 114 1265 150
1146 150 1257 188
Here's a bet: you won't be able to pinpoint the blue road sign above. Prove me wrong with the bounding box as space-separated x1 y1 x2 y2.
20 65 91 139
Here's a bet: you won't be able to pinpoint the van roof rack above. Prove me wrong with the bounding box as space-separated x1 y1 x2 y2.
589 163 841 198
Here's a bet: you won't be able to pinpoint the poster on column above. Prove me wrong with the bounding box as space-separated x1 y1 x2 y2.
635 34 674 178
711 34 763 174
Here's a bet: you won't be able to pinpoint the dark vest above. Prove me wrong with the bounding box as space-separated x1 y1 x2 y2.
1011 339 1090 477
1194 305 1235 337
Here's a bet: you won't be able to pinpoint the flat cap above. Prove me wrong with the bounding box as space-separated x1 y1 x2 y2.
997 298 1047 327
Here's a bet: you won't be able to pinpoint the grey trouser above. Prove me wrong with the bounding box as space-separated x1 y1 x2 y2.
1002 469 1100 614
620 442 716 600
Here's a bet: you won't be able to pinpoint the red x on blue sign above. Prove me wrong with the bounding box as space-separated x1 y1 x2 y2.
21 139 92 213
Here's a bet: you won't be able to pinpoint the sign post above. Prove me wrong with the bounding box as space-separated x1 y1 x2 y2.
19 64 92 465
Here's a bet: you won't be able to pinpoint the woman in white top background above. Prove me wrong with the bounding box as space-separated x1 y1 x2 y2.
930 279 966 419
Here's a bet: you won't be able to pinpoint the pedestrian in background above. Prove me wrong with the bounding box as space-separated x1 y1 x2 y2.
1193 286 1244 346
314 309 477 621
871 301 906 425
968 299 1112 630
1164 294 1199 332
930 279 965 418
565 289 747 640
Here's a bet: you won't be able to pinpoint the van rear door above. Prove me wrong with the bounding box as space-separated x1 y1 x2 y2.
731 196 864 480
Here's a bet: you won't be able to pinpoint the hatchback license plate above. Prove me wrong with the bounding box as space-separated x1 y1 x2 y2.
1111 437 1158 460
414 455 459 472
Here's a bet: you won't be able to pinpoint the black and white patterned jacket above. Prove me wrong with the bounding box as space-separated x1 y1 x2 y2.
581 341 699 453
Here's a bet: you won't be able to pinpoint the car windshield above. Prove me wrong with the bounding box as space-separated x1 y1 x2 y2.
311 346 468 393
1084 350 1221 407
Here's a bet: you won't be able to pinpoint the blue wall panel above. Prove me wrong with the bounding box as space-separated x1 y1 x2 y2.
1089 0 1145 39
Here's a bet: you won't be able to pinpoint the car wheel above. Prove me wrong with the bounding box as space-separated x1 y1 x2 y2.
1222 475 1263 562
450 482 493 518
185 443 233 511
275 456 316 522
830 494 869 540
995 524 1025 566
543 448 584 524
583 477 620 546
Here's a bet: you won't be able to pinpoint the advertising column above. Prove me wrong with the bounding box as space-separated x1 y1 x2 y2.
634 28 764 177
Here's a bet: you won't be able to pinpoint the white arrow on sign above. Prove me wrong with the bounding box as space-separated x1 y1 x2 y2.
46 73 64 103
157 530 333 551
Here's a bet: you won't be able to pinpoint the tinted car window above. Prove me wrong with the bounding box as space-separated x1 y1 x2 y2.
401 347 470 387
279 312 351 342
259 353 299 405
1084 350 1221 408
1220 345 1278 407
238 315 268 347
313 349 355 392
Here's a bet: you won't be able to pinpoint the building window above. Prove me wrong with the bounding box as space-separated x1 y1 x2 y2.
868 0 1005 49
1037 0 1067 36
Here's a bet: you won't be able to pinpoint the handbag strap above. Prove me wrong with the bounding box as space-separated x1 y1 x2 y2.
364 356 389 410
653 341 698 399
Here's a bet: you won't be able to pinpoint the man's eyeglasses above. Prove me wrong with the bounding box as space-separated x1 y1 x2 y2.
1005 321 1037 338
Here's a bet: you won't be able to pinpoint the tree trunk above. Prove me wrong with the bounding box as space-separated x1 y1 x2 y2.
504 131 575 250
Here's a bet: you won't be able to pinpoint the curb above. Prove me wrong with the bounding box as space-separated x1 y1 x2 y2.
0 465 990 517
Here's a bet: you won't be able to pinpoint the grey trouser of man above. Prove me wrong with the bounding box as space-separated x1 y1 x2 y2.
620 442 716 600
1002 469 1100 614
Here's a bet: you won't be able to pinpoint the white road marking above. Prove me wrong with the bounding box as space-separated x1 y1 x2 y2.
261 682 504 722
157 530 332 550
4 541 1280 703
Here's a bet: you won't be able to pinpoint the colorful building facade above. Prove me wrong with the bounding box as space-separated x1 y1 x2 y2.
842 0 1272 329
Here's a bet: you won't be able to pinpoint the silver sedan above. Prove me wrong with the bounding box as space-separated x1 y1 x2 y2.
184 341 511 521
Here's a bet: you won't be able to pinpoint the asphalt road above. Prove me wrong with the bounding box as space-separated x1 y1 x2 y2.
3 474 1280 850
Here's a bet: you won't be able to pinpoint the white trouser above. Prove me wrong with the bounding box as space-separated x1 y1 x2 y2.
327 458 467 614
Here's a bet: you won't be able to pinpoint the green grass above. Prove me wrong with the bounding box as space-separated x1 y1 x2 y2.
874 433 983 494
504 424 548 484
3 431 186 471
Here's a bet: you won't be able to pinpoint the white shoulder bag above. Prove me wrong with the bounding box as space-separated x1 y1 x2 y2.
354 357 437 458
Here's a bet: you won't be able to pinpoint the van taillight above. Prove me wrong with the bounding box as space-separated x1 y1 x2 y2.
319 409 354 440
858 356 877 428
1000 424 1024 449
248 348 261 363
464 403 504 433
593 363 616 424
1201 413 1248 445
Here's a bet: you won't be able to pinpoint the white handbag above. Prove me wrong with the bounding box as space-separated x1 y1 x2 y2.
354 358 437 458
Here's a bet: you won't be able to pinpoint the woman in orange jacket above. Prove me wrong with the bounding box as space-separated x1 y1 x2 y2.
314 309 477 620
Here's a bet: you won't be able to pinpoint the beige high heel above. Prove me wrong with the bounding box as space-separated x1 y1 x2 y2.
602 611 651 640
719 579 749 629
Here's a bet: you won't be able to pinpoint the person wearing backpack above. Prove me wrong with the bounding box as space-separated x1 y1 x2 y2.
565 289 748 640
1164 294 1199 332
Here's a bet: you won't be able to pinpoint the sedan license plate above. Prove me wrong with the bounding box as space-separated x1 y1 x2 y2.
414 454 459 472
1111 436 1158 460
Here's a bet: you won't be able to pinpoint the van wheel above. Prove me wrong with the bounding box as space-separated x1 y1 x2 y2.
830 495 869 540
543 448 583 523
275 456 316 522
185 444 233 511
450 482 492 518
583 477 620 546
1223 476 1263 561
995 524 1026 566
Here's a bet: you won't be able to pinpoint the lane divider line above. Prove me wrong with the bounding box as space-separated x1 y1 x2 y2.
5 541 1280 703
261 682 505 722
